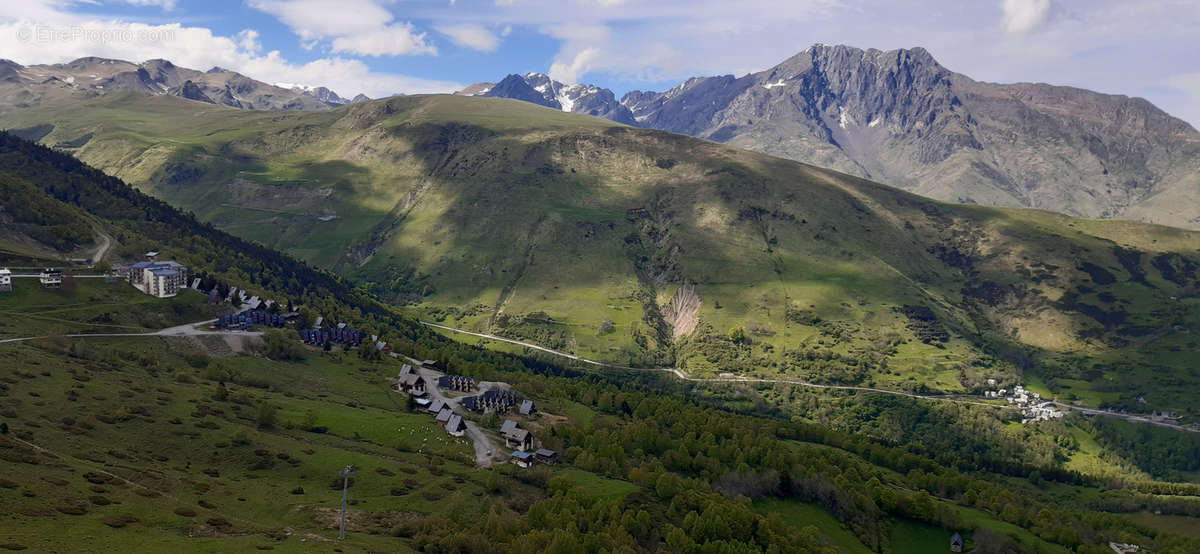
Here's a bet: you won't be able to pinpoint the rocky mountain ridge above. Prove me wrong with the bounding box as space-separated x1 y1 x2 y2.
457 72 635 125
0 56 368 112
468 45 1200 229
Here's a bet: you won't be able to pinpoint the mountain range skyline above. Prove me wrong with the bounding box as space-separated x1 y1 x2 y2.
2 1 1198 129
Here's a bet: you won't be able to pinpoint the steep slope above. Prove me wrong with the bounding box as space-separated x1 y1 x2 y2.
1 93 1196 416
462 73 637 125
472 46 1200 229
0 57 360 115
623 45 1200 229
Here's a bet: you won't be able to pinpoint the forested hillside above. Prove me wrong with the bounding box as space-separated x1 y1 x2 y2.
1 132 1199 553
1 94 1198 422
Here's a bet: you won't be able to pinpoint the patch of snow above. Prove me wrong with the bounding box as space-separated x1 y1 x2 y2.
275 81 313 91
558 89 575 112
64 76 74 84
762 79 787 90
476 86 491 95
838 106 855 129
868 117 882 128
534 83 549 93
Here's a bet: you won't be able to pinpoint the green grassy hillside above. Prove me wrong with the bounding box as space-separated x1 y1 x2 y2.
2 127 1200 554
2 95 1199 421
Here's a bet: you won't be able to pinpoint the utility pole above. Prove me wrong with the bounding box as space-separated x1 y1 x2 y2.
339 465 355 540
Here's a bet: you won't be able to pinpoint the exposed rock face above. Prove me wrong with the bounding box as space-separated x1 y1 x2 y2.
171 80 214 104
466 73 637 125
472 45 1200 229
624 45 1200 228
0 57 361 112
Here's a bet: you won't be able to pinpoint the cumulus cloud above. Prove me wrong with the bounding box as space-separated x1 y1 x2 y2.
250 0 436 56
436 23 500 52
0 16 458 97
1001 0 1052 34
330 23 436 56
123 0 178 11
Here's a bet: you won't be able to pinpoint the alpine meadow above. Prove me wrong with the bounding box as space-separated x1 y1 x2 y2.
1 2 1200 553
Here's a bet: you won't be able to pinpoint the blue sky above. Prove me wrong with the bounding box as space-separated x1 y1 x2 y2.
1 1 1198 127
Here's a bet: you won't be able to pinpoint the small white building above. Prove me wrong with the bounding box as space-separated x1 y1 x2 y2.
40 268 62 288
0 268 11 292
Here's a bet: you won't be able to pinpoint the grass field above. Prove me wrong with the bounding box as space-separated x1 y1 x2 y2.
753 498 873 554
0 279 214 338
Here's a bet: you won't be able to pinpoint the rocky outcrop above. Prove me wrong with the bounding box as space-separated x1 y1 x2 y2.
622 44 1200 228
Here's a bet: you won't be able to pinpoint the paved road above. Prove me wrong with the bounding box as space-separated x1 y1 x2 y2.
421 321 1200 434
409 362 499 467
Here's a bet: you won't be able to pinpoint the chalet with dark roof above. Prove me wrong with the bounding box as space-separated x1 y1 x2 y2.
950 532 963 553
437 375 476 392
396 373 426 396
435 408 454 425
518 399 536 416
462 389 519 414
534 449 559 465
446 414 466 437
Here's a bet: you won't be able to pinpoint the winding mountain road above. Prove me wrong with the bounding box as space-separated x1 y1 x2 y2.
420 321 1200 434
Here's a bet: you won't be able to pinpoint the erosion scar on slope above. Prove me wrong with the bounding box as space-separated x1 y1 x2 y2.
664 283 701 339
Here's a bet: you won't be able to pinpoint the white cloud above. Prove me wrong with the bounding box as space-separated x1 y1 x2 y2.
123 0 177 11
436 23 500 52
235 29 261 52
249 0 436 56
1001 0 1051 34
330 23 436 56
0 16 458 98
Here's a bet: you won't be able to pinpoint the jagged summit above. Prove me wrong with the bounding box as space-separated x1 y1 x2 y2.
0 57 362 112
457 72 636 125
471 43 1200 229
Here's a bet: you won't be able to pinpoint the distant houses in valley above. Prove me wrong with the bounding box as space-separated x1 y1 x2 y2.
300 326 364 346
117 260 189 298
0 268 10 292
462 389 519 414
40 268 62 288
437 375 476 392
217 310 287 331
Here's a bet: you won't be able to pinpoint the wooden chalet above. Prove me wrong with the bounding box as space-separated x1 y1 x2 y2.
396 373 427 396
534 449 559 465
511 451 534 468
446 414 466 437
